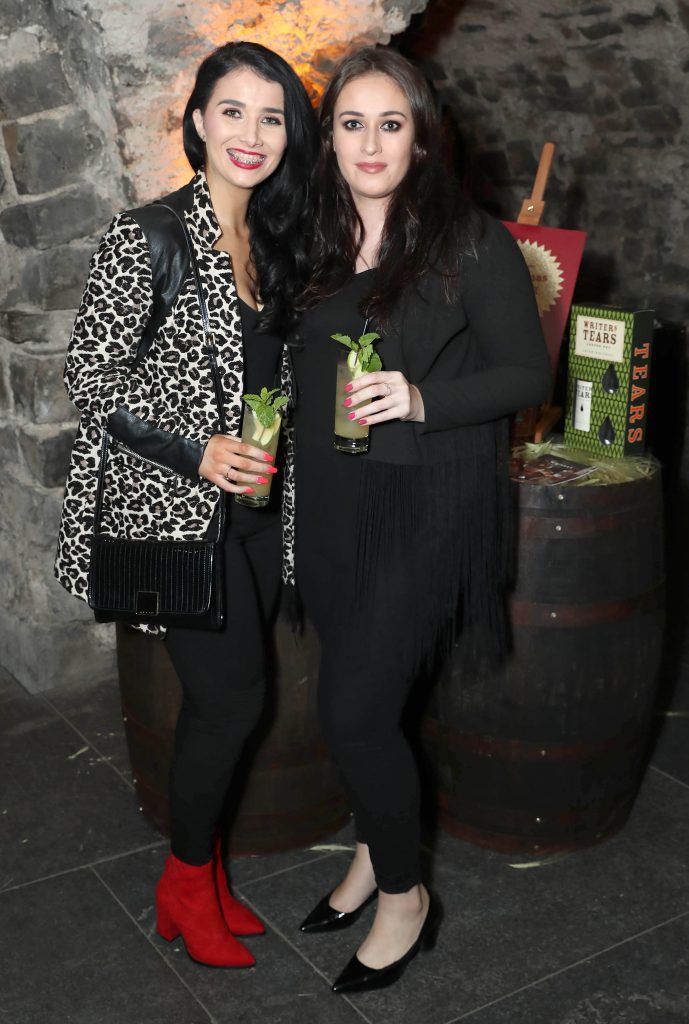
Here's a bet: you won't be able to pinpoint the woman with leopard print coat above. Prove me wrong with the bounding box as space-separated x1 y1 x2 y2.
54 42 316 969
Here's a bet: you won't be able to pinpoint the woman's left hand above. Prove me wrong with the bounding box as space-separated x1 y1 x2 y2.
343 370 425 425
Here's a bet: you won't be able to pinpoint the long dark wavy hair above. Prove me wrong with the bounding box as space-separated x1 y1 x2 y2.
298 47 475 328
183 41 317 333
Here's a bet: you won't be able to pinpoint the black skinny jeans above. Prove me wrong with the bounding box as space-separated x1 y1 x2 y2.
165 501 282 865
295 450 423 894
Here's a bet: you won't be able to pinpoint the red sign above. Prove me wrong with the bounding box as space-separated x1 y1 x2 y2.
502 222 587 378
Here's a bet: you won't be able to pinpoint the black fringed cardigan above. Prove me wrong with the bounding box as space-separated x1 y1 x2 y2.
293 212 552 665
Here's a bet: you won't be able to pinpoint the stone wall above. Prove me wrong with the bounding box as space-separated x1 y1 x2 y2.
0 0 128 692
0 0 427 692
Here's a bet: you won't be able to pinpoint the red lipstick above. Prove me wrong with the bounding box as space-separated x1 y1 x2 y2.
227 148 266 170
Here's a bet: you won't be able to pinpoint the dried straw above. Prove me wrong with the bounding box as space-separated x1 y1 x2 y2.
515 438 658 487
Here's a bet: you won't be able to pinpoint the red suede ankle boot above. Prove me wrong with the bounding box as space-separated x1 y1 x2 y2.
213 834 265 936
155 852 256 968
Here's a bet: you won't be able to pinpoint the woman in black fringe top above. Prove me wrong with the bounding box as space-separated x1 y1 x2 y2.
292 48 550 994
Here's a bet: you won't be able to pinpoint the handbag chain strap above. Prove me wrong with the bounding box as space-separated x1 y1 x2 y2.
92 203 229 540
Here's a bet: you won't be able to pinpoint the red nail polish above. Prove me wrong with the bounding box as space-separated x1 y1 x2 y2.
359 419 367 425
263 453 274 462
245 487 255 494
268 466 278 475
347 412 356 420
343 397 352 407
257 476 268 484
344 383 353 393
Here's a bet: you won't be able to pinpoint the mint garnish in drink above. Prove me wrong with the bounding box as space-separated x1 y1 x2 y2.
331 331 382 376
242 387 288 445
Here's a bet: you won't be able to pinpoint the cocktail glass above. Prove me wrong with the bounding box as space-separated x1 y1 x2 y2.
234 406 281 507
333 348 369 454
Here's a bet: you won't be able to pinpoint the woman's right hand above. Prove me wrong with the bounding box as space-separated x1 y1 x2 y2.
199 434 277 494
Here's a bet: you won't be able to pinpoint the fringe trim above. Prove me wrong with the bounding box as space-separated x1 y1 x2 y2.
354 421 513 672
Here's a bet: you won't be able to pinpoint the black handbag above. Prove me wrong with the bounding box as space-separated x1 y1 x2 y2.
87 203 227 631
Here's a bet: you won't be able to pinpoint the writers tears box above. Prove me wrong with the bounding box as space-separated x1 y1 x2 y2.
565 304 654 458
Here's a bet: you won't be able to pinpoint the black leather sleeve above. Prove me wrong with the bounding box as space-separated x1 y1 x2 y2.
108 406 205 480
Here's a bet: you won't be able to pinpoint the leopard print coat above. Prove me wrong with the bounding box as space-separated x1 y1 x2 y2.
54 171 295 637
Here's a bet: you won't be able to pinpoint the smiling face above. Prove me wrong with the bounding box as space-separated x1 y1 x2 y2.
192 66 288 193
331 73 414 206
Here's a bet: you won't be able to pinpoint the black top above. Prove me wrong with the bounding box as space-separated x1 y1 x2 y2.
291 269 406 459
291 213 551 466
231 296 284 518
238 296 283 396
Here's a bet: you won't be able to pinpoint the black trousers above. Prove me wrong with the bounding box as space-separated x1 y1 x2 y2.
295 448 425 894
165 501 282 865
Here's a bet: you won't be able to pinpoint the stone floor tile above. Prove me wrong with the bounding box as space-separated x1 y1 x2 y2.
649 658 689 785
0 868 212 1024
650 721 689 786
0 669 24 703
228 816 356 887
0 749 159 892
458 912 689 1024
43 675 133 784
0 688 85 768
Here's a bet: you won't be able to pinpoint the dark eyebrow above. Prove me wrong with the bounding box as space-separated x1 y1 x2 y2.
338 109 407 118
216 99 284 114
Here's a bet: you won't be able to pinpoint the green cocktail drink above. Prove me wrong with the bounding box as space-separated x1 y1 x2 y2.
235 387 286 508
334 348 369 453
331 329 381 455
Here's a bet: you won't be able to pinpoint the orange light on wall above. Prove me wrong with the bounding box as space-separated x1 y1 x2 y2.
192 0 375 99
113 0 424 200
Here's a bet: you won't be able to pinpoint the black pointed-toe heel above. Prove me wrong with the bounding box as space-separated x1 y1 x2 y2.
331 892 441 994
299 889 378 934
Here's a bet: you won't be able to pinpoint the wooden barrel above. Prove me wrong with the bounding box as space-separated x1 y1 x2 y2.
116 598 350 855
424 468 665 855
